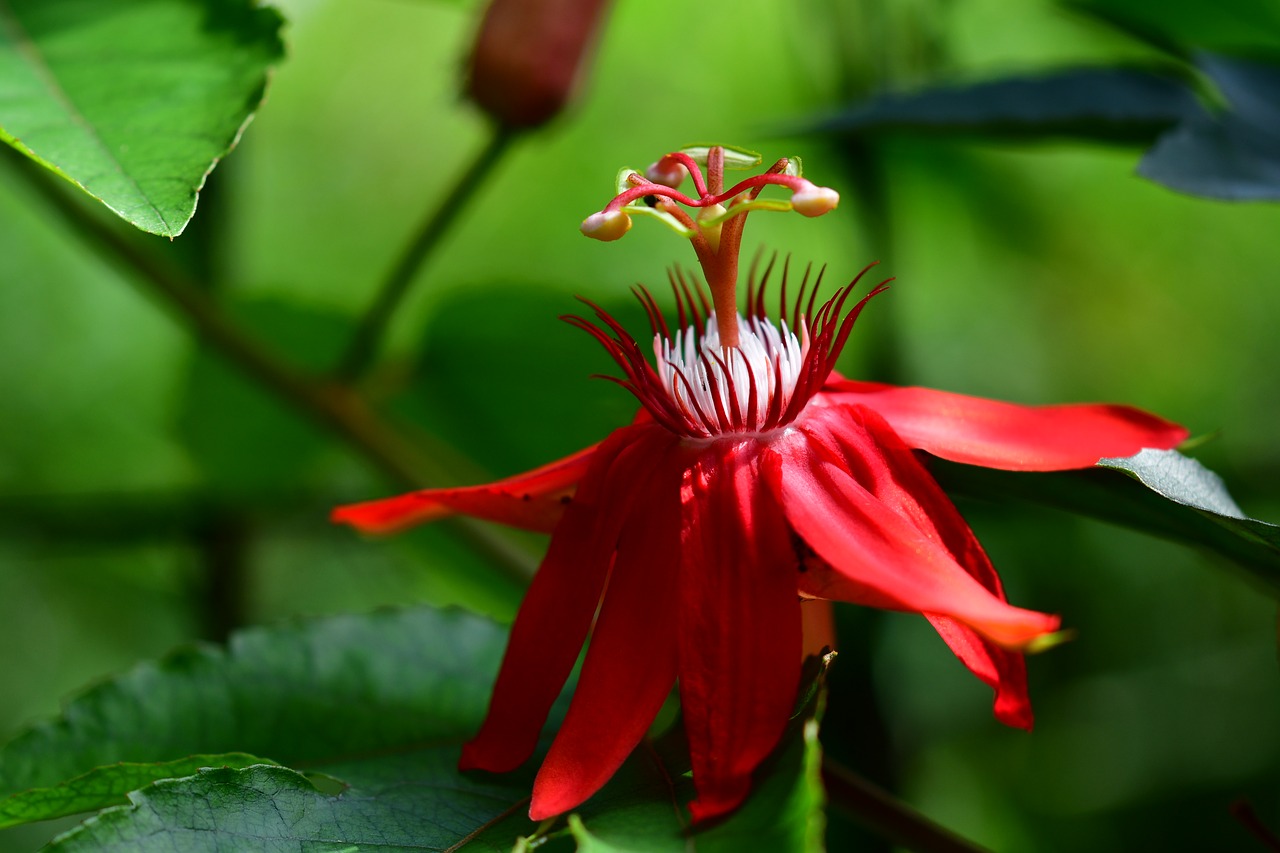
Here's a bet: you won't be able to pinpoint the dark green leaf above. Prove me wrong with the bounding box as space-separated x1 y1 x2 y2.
44 760 536 853
1139 54 1280 199
799 67 1200 144
1064 0 1280 59
0 607 507 797
931 449 1280 596
0 753 270 829
0 0 284 236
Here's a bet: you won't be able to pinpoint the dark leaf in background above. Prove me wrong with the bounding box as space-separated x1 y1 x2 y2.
1064 0 1280 59
932 449 1280 597
1139 54 1280 199
0 0 284 236
799 67 1200 145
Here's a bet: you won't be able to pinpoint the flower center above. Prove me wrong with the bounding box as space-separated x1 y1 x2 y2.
565 258 889 440
656 313 810 436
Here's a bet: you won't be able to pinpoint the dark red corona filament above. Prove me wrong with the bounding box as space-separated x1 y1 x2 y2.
562 259 888 438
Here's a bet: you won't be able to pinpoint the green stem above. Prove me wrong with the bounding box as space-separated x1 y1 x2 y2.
4 148 535 582
822 758 992 853
337 126 517 379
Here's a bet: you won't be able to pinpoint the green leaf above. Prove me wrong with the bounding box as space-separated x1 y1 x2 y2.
800 67 1200 144
44 761 536 853
1 606 899 851
1139 54 1280 200
0 0 284 236
0 753 270 829
931 449 1280 597
0 607 508 797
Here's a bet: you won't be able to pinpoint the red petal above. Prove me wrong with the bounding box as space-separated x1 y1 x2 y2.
460 424 679 773
823 380 1188 471
767 412 1059 649
529 449 685 820
678 439 802 823
819 404 1036 726
331 442 600 535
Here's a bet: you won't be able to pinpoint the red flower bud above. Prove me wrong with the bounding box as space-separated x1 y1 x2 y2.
465 0 611 129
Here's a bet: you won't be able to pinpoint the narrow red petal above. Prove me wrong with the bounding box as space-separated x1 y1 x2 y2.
792 406 1037 726
460 424 678 773
529 450 684 820
823 380 1188 471
766 416 1059 649
678 439 802 823
331 442 600 535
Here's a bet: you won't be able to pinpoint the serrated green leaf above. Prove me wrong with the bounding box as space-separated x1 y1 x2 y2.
0 0 284 236
931 449 1280 597
44 761 536 853
800 67 1200 144
0 607 507 798
0 753 271 829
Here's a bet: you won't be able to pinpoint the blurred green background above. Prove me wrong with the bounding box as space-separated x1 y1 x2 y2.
1 0 1278 849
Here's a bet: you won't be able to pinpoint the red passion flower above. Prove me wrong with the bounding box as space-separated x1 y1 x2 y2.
333 147 1189 824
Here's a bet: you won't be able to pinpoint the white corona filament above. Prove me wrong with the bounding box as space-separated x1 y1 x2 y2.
654 313 810 434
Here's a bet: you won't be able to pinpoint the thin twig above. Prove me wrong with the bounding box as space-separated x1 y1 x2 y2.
822 757 992 853
337 126 517 379
3 148 535 581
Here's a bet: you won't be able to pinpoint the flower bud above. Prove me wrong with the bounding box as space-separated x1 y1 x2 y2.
790 181 840 217
581 209 632 241
466 0 612 129
645 158 688 189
